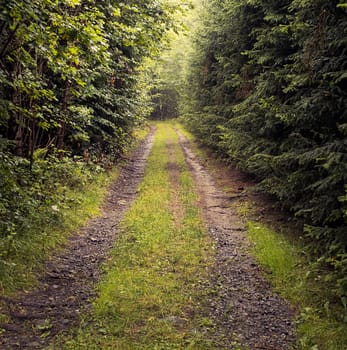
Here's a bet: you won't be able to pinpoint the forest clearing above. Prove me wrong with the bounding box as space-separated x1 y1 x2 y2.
1 0 347 349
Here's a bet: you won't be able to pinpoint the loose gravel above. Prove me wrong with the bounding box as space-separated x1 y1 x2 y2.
177 129 296 350
0 129 155 349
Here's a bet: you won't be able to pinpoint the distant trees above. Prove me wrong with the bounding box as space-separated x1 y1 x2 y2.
183 0 347 298
150 87 179 120
147 0 198 120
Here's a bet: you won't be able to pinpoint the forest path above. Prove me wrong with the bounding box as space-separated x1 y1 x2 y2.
176 128 295 349
0 123 295 349
0 129 156 349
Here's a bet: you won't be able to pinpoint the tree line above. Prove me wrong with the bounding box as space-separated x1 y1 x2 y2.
182 0 347 300
0 0 182 253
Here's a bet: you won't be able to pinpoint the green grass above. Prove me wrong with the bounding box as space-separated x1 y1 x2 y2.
247 222 301 299
0 126 151 297
247 222 347 350
0 169 118 296
176 124 347 349
54 122 217 349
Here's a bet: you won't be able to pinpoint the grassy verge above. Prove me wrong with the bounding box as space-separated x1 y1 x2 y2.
0 168 119 297
177 121 347 349
55 122 216 349
247 222 347 350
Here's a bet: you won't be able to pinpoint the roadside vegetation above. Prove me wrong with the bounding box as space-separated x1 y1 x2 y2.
247 223 347 350
0 0 184 294
53 122 216 349
0 157 116 295
180 125 347 350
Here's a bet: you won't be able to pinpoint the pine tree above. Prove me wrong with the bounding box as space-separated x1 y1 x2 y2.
183 0 347 298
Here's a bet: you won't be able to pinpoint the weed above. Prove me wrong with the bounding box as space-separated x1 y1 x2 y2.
235 202 256 217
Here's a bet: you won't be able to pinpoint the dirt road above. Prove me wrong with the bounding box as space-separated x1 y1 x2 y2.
0 129 156 349
0 124 295 349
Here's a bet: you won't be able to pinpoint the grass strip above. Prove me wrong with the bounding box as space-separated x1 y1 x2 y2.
248 222 347 350
56 122 215 349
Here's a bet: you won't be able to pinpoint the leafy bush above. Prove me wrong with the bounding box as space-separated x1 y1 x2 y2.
0 146 103 258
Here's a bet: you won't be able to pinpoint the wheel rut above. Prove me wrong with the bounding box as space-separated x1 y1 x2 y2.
0 128 156 350
176 129 296 349
1 125 296 349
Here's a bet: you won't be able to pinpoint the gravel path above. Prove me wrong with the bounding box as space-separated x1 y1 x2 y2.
0 125 296 350
0 128 155 349
176 129 296 349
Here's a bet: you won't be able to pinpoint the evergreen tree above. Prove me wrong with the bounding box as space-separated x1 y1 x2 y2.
183 0 347 298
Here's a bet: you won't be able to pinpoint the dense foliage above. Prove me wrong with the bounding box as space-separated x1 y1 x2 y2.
0 0 182 250
147 0 197 120
182 0 347 300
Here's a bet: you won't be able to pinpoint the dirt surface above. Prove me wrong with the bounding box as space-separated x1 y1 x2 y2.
0 128 155 350
176 129 296 349
0 125 296 350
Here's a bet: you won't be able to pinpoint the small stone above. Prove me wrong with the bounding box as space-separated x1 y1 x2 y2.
162 316 187 327
28 341 42 348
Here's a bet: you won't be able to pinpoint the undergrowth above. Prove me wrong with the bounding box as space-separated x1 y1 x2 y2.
55 122 217 349
247 222 347 350
178 122 347 349
0 152 117 295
